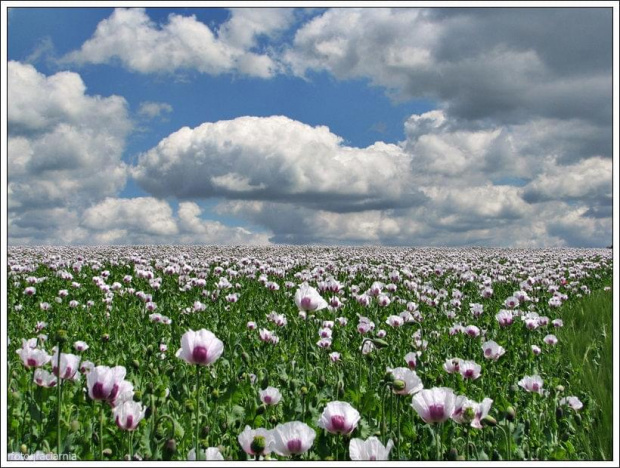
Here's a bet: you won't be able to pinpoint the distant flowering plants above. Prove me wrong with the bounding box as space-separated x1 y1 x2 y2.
5 244 612 461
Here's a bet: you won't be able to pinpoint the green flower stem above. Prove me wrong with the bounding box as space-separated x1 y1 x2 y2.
99 403 104 459
129 430 134 460
56 344 63 456
396 396 401 460
435 423 442 460
195 366 201 461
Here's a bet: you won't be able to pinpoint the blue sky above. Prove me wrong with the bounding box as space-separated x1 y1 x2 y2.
5 6 614 246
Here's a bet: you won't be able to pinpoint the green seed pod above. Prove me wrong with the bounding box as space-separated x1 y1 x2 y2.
54 329 68 344
463 407 475 424
70 420 81 432
184 399 195 411
211 388 220 398
20 444 28 455
133 390 143 400
300 386 308 395
250 435 266 455
448 448 458 460
392 379 406 392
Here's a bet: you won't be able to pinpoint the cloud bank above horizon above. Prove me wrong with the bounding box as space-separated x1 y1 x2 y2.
6 7 614 247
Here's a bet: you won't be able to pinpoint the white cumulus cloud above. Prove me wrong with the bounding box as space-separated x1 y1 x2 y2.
63 8 295 77
132 115 423 212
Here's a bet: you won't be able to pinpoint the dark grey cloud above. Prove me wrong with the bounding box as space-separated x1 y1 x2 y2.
286 8 612 130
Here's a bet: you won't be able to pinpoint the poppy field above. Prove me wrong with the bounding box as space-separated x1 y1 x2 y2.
5 246 613 461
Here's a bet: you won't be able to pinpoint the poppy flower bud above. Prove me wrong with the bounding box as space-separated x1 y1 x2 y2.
384 371 395 384
54 329 68 344
134 390 143 400
457 455 466 461
20 444 28 455
70 420 81 432
509 384 518 393
555 385 565 393
392 379 406 392
241 352 250 363
556 406 564 419
102 448 112 457
301 386 308 395
211 388 220 398
201 426 210 437
269 415 278 424
505 406 516 421
132 359 140 369
448 448 458 460
372 338 389 349
482 415 497 427
250 435 266 455
164 439 176 453
147 382 154 392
